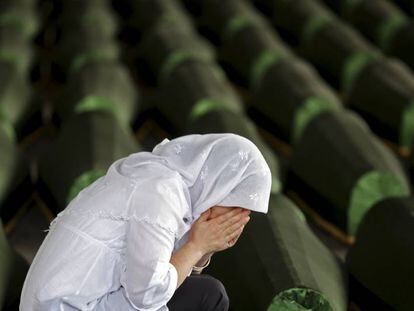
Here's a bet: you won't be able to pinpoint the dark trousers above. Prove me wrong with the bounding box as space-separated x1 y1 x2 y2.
167 274 229 311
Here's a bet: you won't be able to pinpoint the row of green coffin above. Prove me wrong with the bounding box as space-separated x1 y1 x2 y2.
39 110 140 211
169 0 411 236
49 0 407 239
0 220 29 310
253 0 414 151
322 0 414 70
158 26 411 238
181 0 341 144
0 121 29 223
35 1 414 310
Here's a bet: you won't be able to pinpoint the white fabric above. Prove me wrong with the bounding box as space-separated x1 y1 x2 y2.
20 133 272 311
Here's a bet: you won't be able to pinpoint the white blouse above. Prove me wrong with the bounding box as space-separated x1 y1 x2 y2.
20 160 194 311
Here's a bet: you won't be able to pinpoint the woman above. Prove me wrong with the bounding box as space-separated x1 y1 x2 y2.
20 133 272 310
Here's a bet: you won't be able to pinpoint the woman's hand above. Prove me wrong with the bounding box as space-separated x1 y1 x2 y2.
226 223 245 247
187 207 251 255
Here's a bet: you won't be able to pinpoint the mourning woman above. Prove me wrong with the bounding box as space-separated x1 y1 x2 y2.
20 133 272 310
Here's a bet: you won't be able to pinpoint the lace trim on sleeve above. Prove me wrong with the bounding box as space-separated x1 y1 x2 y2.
43 210 179 240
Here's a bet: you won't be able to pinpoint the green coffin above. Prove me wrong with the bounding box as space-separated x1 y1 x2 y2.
59 0 118 28
39 110 139 210
199 0 291 87
290 110 410 235
128 0 194 33
57 61 139 127
221 21 290 88
345 57 414 149
387 21 414 71
347 196 414 311
57 37 119 76
256 0 374 87
0 23 34 74
0 221 29 310
56 3 119 74
206 193 348 311
157 59 244 131
138 16 215 84
189 0 264 43
0 60 33 133
251 57 341 143
0 0 39 40
59 1 118 41
301 20 377 90
254 0 335 48
0 121 29 221
186 108 281 194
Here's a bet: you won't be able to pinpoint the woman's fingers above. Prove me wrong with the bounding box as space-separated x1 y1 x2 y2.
223 216 249 236
227 225 244 246
214 207 244 225
225 226 244 245
221 210 250 229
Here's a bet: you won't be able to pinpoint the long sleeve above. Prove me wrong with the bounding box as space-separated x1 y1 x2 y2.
122 216 178 311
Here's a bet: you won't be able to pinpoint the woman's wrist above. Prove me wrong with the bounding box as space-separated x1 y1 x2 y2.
185 241 206 261
193 255 211 272
170 241 206 288
194 251 213 268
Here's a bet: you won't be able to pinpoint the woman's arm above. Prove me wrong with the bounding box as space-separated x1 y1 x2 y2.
170 241 204 286
123 217 179 311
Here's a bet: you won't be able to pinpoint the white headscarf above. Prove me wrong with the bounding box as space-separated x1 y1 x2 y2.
149 133 272 220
